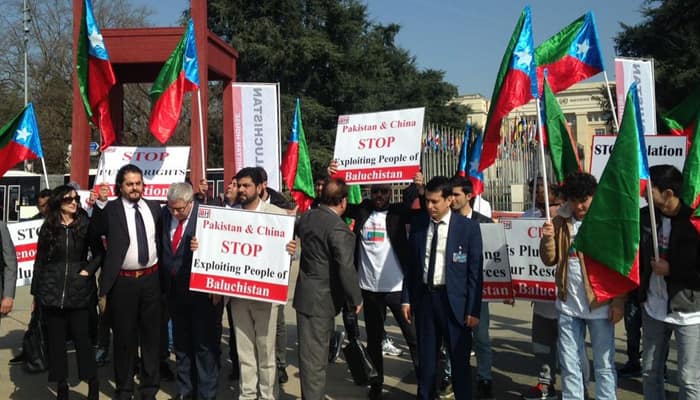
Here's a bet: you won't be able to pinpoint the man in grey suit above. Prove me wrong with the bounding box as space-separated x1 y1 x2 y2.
0 220 19 328
294 177 363 400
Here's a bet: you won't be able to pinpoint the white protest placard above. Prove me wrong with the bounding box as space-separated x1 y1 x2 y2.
615 57 657 135
332 107 424 184
95 146 190 200
502 218 556 301
8 219 43 287
590 135 686 180
479 224 513 302
232 83 281 190
190 205 295 304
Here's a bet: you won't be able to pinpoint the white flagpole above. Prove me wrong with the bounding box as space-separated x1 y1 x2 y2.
535 98 551 221
196 88 206 180
40 157 49 188
603 71 620 132
645 177 660 261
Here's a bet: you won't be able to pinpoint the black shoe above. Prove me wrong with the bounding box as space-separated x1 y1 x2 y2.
369 383 383 400
8 352 25 365
278 366 288 384
57 381 69 400
87 377 99 400
618 361 642 378
477 379 495 400
160 361 175 382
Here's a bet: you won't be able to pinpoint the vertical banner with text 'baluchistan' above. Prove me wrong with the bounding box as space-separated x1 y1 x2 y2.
479 224 514 301
190 205 295 304
8 219 44 287
96 146 190 200
232 83 281 190
503 218 556 301
615 57 657 135
332 107 424 184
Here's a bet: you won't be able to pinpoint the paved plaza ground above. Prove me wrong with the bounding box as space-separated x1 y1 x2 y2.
1 276 681 399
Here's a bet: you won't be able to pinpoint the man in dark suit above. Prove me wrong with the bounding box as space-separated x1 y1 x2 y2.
294 178 363 400
401 176 483 400
160 182 220 400
91 164 163 400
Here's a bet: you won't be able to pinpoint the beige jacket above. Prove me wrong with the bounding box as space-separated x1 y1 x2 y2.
539 204 625 312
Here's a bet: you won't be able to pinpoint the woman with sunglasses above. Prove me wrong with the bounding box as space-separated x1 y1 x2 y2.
31 185 104 399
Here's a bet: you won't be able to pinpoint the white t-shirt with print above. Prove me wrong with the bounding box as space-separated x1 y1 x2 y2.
358 210 404 292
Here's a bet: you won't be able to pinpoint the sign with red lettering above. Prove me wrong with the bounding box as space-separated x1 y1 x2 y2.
502 218 556 301
332 107 424 184
479 224 514 302
189 205 295 304
7 219 44 287
95 146 190 200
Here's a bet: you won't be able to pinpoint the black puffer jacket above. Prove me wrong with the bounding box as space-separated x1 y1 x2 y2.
31 210 103 309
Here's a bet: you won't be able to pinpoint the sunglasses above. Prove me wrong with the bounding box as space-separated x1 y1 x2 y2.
62 195 80 204
371 188 390 194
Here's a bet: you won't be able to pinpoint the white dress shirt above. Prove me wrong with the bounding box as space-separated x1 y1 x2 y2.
121 197 158 270
423 210 452 286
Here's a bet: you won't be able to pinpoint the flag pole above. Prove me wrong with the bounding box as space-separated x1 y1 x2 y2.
40 157 49 188
603 71 620 132
535 98 551 221
645 182 660 261
196 88 206 180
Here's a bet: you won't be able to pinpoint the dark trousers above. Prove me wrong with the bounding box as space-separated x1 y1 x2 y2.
171 293 222 400
297 311 334 400
276 304 287 368
224 301 239 373
623 297 642 364
108 272 161 400
97 303 112 350
415 288 472 400
45 307 96 382
362 290 418 384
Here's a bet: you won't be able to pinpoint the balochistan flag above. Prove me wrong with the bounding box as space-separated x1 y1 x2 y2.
280 98 315 212
662 86 700 152
573 82 648 302
535 11 604 94
683 124 700 233
77 0 117 150
542 74 581 183
467 130 485 195
479 6 538 171
149 19 200 144
0 103 44 178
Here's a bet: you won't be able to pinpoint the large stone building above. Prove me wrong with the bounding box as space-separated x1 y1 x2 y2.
452 81 615 169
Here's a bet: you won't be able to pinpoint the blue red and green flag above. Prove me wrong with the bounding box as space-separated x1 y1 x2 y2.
535 11 604 94
77 0 117 150
149 19 200 144
281 98 315 212
0 103 44 178
479 6 538 171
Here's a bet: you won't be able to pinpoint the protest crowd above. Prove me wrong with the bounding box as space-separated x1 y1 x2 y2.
1 2 700 400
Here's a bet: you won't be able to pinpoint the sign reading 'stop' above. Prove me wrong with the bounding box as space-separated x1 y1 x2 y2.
332 107 424 184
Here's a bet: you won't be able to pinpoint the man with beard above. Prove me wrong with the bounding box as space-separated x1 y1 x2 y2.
91 164 163 400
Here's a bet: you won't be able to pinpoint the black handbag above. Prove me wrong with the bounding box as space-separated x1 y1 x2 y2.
341 310 378 385
23 307 48 373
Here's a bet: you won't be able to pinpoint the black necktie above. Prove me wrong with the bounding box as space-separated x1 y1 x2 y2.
427 221 439 288
133 204 149 266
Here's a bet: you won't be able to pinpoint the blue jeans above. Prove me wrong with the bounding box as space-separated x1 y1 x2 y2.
473 302 492 380
642 309 700 400
558 313 616 400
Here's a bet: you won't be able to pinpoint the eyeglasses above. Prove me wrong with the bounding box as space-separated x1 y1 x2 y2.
61 195 80 204
371 188 390 194
168 202 191 213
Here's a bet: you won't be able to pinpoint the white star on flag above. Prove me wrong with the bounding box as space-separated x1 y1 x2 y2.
469 158 480 173
576 39 590 58
88 29 105 50
15 127 31 142
515 48 532 69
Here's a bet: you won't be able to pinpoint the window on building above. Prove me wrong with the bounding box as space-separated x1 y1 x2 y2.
594 128 606 135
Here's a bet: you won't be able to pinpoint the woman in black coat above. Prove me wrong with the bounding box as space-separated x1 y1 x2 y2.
31 185 103 400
